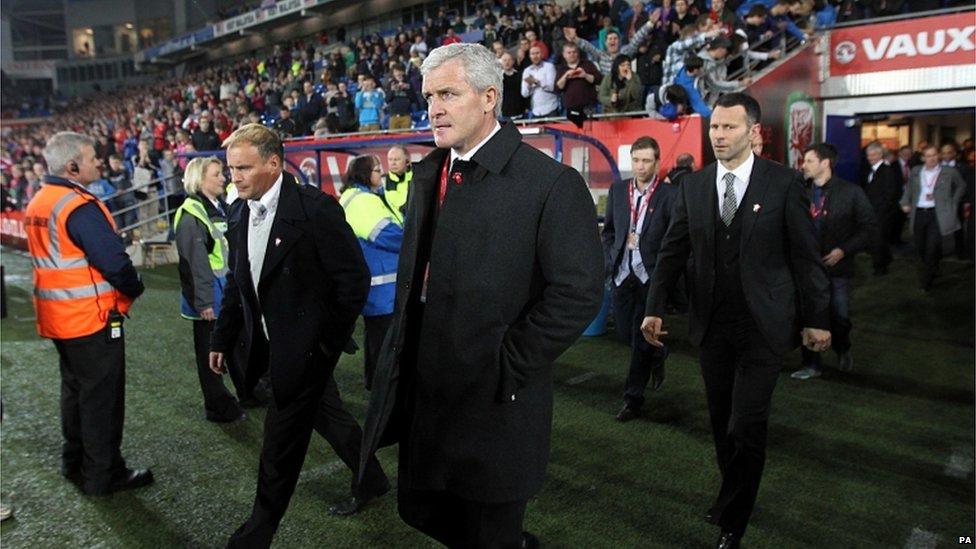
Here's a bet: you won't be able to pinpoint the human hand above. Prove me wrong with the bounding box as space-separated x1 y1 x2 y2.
822 248 844 267
640 316 668 347
741 76 753 86
770 49 782 59
801 327 831 352
200 307 216 321
208 351 226 374
901 204 911 213
563 27 578 41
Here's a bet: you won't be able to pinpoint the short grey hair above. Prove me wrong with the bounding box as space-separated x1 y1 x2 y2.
422 43 504 117
43 132 96 176
183 156 223 195
865 141 884 155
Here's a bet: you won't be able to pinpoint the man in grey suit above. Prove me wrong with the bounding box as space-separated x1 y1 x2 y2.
900 144 967 292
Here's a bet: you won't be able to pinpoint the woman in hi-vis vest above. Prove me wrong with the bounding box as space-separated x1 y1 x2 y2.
339 155 404 390
174 157 245 422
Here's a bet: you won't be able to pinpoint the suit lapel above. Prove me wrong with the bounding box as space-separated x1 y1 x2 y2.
740 157 771 249
259 173 306 287
226 200 258 305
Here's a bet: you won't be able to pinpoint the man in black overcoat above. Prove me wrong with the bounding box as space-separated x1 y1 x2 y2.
641 94 831 549
209 124 388 548
862 141 903 275
360 43 605 548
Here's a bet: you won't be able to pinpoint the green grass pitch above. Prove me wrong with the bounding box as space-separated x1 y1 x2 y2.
1 247 973 548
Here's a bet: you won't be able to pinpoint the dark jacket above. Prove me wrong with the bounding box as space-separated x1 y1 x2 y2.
862 161 903 219
644 157 830 355
602 177 677 280
211 172 369 406
807 177 878 278
360 122 604 503
191 128 221 152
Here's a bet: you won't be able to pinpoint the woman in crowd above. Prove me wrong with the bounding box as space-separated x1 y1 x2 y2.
338 155 404 390
173 156 244 423
600 54 644 113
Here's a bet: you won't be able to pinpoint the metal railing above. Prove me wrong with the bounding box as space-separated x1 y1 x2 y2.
98 173 185 241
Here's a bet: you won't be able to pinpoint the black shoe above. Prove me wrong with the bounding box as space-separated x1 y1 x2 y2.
60 463 83 486
522 531 540 548
328 481 390 516
716 531 741 549
206 410 247 423
85 468 154 496
615 404 640 422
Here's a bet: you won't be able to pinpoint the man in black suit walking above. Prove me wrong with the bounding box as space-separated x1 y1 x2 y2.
862 141 903 275
602 136 677 421
641 93 831 549
209 124 389 548
361 43 604 548
790 143 878 380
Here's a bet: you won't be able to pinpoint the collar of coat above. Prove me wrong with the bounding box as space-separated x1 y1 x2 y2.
414 120 522 184
227 170 303 232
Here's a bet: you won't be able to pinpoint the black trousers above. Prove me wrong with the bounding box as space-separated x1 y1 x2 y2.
227 347 389 548
699 313 783 538
363 314 393 391
611 275 667 409
913 208 943 288
872 210 895 272
54 328 128 494
397 486 527 549
800 277 853 369
192 319 243 421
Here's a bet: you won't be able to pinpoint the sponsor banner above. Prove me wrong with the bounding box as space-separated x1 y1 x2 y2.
3 61 57 80
213 0 321 38
830 12 975 76
284 117 705 198
785 92 818 172
1 212 27 250
137 26 216 62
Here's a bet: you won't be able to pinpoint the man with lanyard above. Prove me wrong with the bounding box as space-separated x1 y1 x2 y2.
385 144 412 217
791 143 877 381
602 136 678 421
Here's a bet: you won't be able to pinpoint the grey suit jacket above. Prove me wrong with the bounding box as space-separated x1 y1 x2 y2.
901 165 966 236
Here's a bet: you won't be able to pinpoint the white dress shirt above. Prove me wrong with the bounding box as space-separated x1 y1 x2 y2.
520 61 559 116
715 152 755 217
867 160 884 183
247 173 283 337
917 166 940 208
614 179 656 286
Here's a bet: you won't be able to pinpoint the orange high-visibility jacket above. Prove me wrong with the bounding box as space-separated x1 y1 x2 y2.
25 182 132 339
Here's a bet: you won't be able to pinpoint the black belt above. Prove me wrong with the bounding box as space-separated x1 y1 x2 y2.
916 207 935 211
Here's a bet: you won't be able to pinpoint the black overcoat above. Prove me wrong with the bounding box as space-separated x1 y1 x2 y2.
211 172 370 407
360 122 604 503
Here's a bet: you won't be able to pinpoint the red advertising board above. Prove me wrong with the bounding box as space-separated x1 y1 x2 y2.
287 116 705 197
1 211 27 250
830 12 976 76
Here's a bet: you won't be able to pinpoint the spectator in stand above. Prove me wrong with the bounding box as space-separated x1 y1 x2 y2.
698 36 753 105
743 4 780 50
515 37 534 72
572 0 599 39
498 15 519 45
622 1 650 44
567 16 662 76
597 17 623 50
599 54 644 113
191 115 221 152
9 165 28 209
673 55 714 117
662 20 720 85
491 40 507 59
501 52 528 119
901 145 967 291
709 0 741 34
482 21 499 48
791 143 877 380
645 84 692 120
297 81 324 135
521 45 560 118
355 76 385 132
768 1 809 42
556 42 603 115
105 154 138 237
330 81 358 133
274 106 298 138
442 28 462 46
386 66 416 131
410 34 428 58
669 0 697 38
